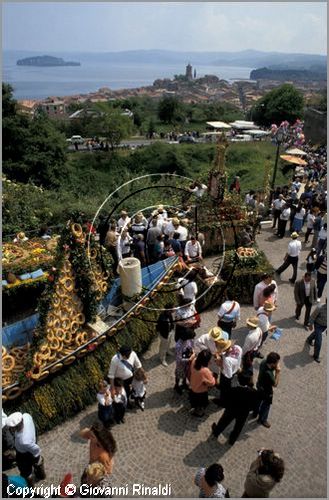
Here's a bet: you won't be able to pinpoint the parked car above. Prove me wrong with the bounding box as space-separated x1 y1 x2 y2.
178 135 197 144
230 134 252 142
67 135 85 144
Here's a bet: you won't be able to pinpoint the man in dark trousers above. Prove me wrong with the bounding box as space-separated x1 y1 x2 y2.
5 412 46 487
294 272 317 327
275 232 301 284
256 352 281 428
306 300 327 363
211 386 262 445
157 304 174 367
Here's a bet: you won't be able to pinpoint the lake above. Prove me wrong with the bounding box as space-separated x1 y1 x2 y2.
3 53 254 99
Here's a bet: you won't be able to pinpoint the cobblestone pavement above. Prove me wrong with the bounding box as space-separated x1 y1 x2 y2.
18 227 327 497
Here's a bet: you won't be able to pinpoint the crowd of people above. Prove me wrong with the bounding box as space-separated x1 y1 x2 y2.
3 140 326 498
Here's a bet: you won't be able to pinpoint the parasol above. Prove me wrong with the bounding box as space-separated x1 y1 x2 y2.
285 147 307 156
280 155 307 166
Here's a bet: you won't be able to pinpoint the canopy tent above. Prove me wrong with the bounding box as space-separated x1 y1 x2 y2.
244 129 269 136
229 120 259 130
280 155 307 166
202 131 230 136
206 121 232 129
285 147 307 156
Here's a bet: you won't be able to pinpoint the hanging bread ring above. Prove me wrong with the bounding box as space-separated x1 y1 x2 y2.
63 355 76 365
55 329 65 342
33 352 44 367
2 375 12 386
63 332 73 345
37 370 50 381
75 333 83 345
53 296 61 308
63 259 71 271
77 348 88 358
40 345 51 360
63 277 74 292
49 337 61 350
30 365 43 380
56 286 68 299
89 248 98 260
76 313 85 325
6 387 23 400
2 355 15 372
100 282 107 293
2 346 7 356
107 327 117 337
15 351 28 361
71 223 83 238
49 362 63 374
47 351 57 362
47 331 55 342
70 321 79 333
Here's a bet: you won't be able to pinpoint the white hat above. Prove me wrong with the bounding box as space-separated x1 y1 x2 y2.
2 409 8 429
6 412 23 428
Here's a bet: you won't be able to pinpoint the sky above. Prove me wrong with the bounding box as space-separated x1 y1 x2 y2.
2 2 327 55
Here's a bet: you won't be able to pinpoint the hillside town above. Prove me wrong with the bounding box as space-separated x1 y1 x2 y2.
17 63 326 119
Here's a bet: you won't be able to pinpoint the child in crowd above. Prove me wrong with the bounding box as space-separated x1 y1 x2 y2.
97 380 114 428
112 378 127 424
131 367 148 411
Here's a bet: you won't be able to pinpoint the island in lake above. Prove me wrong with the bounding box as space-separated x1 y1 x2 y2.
17 55 81 67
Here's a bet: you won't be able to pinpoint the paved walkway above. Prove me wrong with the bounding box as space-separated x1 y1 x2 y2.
14 227 327 497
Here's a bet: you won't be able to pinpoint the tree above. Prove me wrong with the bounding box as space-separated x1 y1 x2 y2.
2 83 68 188
251 84 304 126
100 111 132 150
158 96 181 123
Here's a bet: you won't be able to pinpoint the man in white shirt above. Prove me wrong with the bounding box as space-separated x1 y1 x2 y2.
117 210 131 231
108 345 142 404
184 235 202 263
277 203 291 238
6 412 45 486
253 273 278 310
217 292 241 339
194 326 229 375
275 232 302 284
215 340 242 406
271 194 285 229
257 301 277 348
242 317 263 356
177 269 198 303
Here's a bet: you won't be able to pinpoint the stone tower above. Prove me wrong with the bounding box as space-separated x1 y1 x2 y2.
185 63 193 81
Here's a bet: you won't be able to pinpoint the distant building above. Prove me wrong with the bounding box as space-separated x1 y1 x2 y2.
40 99 66 117
194 69 197 79
186 63 193 81
17 100 39 117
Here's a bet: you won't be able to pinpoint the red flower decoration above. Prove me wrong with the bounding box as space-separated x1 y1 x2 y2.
48 275 54 282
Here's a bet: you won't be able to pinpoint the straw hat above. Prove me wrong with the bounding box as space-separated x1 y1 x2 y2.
17 232 26 240
172 217 179 226
216 339 232 353
263 300 275 312
120 210 128 216
158 204 164 211
246 316 260 328
291 232 299 239
208 326 224 343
